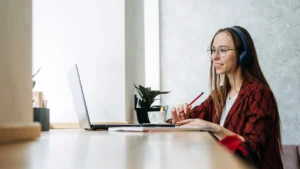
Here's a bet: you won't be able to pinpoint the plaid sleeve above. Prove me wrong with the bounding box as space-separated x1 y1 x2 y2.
189 95 212 121
241 86 274 152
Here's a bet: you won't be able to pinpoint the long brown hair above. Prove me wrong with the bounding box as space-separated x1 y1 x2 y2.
209 26 282 149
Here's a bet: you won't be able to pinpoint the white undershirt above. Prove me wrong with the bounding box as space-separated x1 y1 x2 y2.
219 94 238 127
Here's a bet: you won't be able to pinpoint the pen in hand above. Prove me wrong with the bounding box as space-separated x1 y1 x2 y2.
179 92 204 114
188 92 204 107
170 92 204 124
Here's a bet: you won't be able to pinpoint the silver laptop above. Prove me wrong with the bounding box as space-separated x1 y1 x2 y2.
67 64 175 130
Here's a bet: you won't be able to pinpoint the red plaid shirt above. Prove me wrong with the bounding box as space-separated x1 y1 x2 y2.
190 75 283 169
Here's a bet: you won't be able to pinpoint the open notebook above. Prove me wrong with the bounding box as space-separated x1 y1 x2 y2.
108 126 214 132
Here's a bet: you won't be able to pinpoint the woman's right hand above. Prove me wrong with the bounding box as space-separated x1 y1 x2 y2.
171 103 193 124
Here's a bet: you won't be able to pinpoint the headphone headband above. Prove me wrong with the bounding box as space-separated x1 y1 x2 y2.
229 27 249 52
228 26 252 67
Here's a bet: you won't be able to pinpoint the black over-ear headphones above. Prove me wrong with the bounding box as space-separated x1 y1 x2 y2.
228 27 253 67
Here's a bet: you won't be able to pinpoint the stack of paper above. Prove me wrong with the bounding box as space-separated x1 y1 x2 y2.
108 126 214 132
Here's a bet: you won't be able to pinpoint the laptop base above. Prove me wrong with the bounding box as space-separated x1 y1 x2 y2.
91 123 176 130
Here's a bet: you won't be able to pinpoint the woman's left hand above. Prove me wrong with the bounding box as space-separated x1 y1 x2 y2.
176 118 220 134
176 118 245 141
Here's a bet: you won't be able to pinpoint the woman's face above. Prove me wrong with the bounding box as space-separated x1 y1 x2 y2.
211 31 239 75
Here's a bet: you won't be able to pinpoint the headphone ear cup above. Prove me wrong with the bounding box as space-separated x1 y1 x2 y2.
239 51 247 66
239 51 253 67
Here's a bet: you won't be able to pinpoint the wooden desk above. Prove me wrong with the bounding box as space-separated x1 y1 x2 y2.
0 129 252 169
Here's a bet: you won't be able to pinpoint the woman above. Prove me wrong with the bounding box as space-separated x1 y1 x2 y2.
169 26 283 169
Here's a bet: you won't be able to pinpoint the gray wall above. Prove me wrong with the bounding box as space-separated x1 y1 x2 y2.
160 0 300 144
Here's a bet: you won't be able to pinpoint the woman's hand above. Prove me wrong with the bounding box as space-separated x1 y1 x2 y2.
170 103 193 124
176 118 245 141
176 118 220 133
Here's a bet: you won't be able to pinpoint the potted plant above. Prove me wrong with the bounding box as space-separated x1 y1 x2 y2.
134 84 170 124
32 67 50 131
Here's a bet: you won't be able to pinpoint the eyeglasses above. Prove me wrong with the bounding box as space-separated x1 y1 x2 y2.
207 46 235 58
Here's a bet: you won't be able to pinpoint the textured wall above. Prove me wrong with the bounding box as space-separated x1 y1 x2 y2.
160 0 300 144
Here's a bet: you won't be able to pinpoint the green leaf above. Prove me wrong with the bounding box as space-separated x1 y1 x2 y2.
32 80 36 89
32 66 42 79
137 91 143 98
134 84 139 90
133 84 171 108
159 91 170 94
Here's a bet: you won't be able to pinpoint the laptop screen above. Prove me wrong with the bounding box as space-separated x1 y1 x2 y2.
67 64 92 129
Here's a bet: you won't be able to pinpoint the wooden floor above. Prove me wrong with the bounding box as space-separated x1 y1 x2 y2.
0 129 252 169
